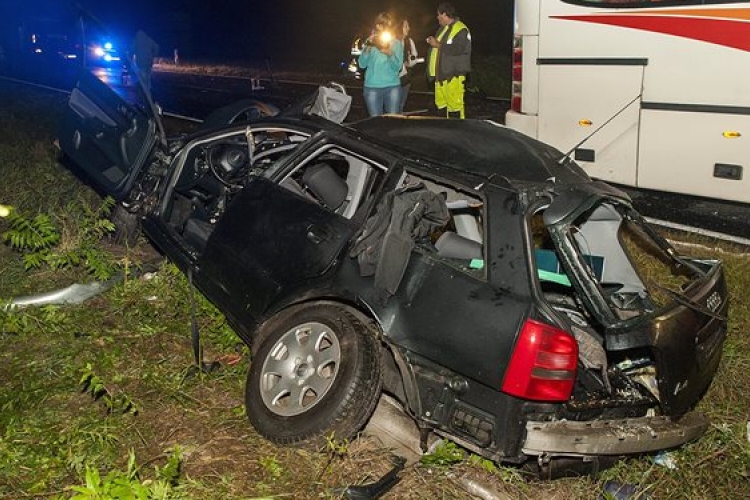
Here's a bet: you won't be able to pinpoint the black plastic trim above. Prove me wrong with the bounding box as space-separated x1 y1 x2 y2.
642 102 750 116
537 58 648 66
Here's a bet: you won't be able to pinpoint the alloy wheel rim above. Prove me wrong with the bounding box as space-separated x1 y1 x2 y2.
259 321 341 417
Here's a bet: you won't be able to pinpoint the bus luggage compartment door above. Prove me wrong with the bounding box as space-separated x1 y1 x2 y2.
638 108 750 203
537 62 644 187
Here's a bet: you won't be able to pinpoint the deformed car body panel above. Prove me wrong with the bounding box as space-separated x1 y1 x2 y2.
350 118 591 185
57 68 729 474
522 411 709 456
198 178 357 318
378 245 531 389
357 168 535 390
644 263 727 416
540 189 728 418
59 70 157 200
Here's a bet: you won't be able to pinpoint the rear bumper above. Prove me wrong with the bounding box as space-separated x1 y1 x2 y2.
522 411 708 456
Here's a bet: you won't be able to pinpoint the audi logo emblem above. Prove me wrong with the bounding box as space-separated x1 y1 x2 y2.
706 291 722 313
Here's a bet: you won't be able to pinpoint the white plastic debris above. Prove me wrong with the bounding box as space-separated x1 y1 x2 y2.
456 476 511 500
2 260 164 311
746 421 750 443
654 450 677 469
3 276 122 310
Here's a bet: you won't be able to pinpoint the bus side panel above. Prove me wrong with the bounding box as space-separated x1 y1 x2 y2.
506 34 540 138
638 110 750 202
537 2 750 112
521 36 540 117
537 64 643 186
515 0 540 35
518 0 750 203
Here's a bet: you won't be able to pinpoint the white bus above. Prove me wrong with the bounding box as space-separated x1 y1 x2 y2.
505 0 750 203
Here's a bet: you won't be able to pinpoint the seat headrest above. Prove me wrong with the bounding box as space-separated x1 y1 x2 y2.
302 163 348 210
435 231 482 260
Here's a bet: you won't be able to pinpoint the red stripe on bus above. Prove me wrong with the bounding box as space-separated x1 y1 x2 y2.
554 15 750 52
628 8 750 21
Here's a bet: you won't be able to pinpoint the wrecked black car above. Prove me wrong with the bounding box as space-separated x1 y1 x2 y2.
58 70 727 476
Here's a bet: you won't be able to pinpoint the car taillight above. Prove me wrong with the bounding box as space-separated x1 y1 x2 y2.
501 319 578 402
511 35 523 113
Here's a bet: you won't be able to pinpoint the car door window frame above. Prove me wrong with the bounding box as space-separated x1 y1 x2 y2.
277 143 388 221
397 169 488 281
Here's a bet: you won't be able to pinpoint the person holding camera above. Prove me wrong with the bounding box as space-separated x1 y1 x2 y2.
358 12 404 116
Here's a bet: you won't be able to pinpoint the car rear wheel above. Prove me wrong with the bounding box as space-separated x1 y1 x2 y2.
246 303 382 447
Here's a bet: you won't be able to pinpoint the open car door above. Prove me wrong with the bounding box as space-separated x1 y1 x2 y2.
58 70 158 200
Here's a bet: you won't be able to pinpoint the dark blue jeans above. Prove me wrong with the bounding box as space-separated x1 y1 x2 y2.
363 85 402 116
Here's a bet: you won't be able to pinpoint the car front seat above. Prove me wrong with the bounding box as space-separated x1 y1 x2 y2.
302 163 349 212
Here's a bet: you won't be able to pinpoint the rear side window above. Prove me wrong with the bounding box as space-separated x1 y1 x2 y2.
398 172 486 280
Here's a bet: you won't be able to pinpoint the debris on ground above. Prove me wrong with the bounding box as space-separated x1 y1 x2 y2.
653 450 677 469
3 259 165 310
332 455 405 499
454 475 512 500
599 480 650 500
3 275 123 310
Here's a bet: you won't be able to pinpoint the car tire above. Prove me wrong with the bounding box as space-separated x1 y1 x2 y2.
246 302 382 447
110 205 140 247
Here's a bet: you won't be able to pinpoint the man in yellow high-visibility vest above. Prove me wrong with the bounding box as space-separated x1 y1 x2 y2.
426 2 472 119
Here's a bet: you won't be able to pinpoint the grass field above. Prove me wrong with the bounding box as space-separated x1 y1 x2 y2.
0 79 749 499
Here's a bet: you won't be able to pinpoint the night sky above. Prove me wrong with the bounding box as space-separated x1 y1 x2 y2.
1 0 514 66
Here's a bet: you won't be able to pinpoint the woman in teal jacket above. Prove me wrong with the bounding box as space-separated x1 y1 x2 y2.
358 12 404 116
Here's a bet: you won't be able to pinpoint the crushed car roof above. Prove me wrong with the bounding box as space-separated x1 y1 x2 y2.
349 116 592 186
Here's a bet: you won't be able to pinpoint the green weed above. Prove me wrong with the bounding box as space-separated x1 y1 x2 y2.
68 449 185 500
79 363 139 415
2 197 117 280
258 455 284 479
421 440 465 467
